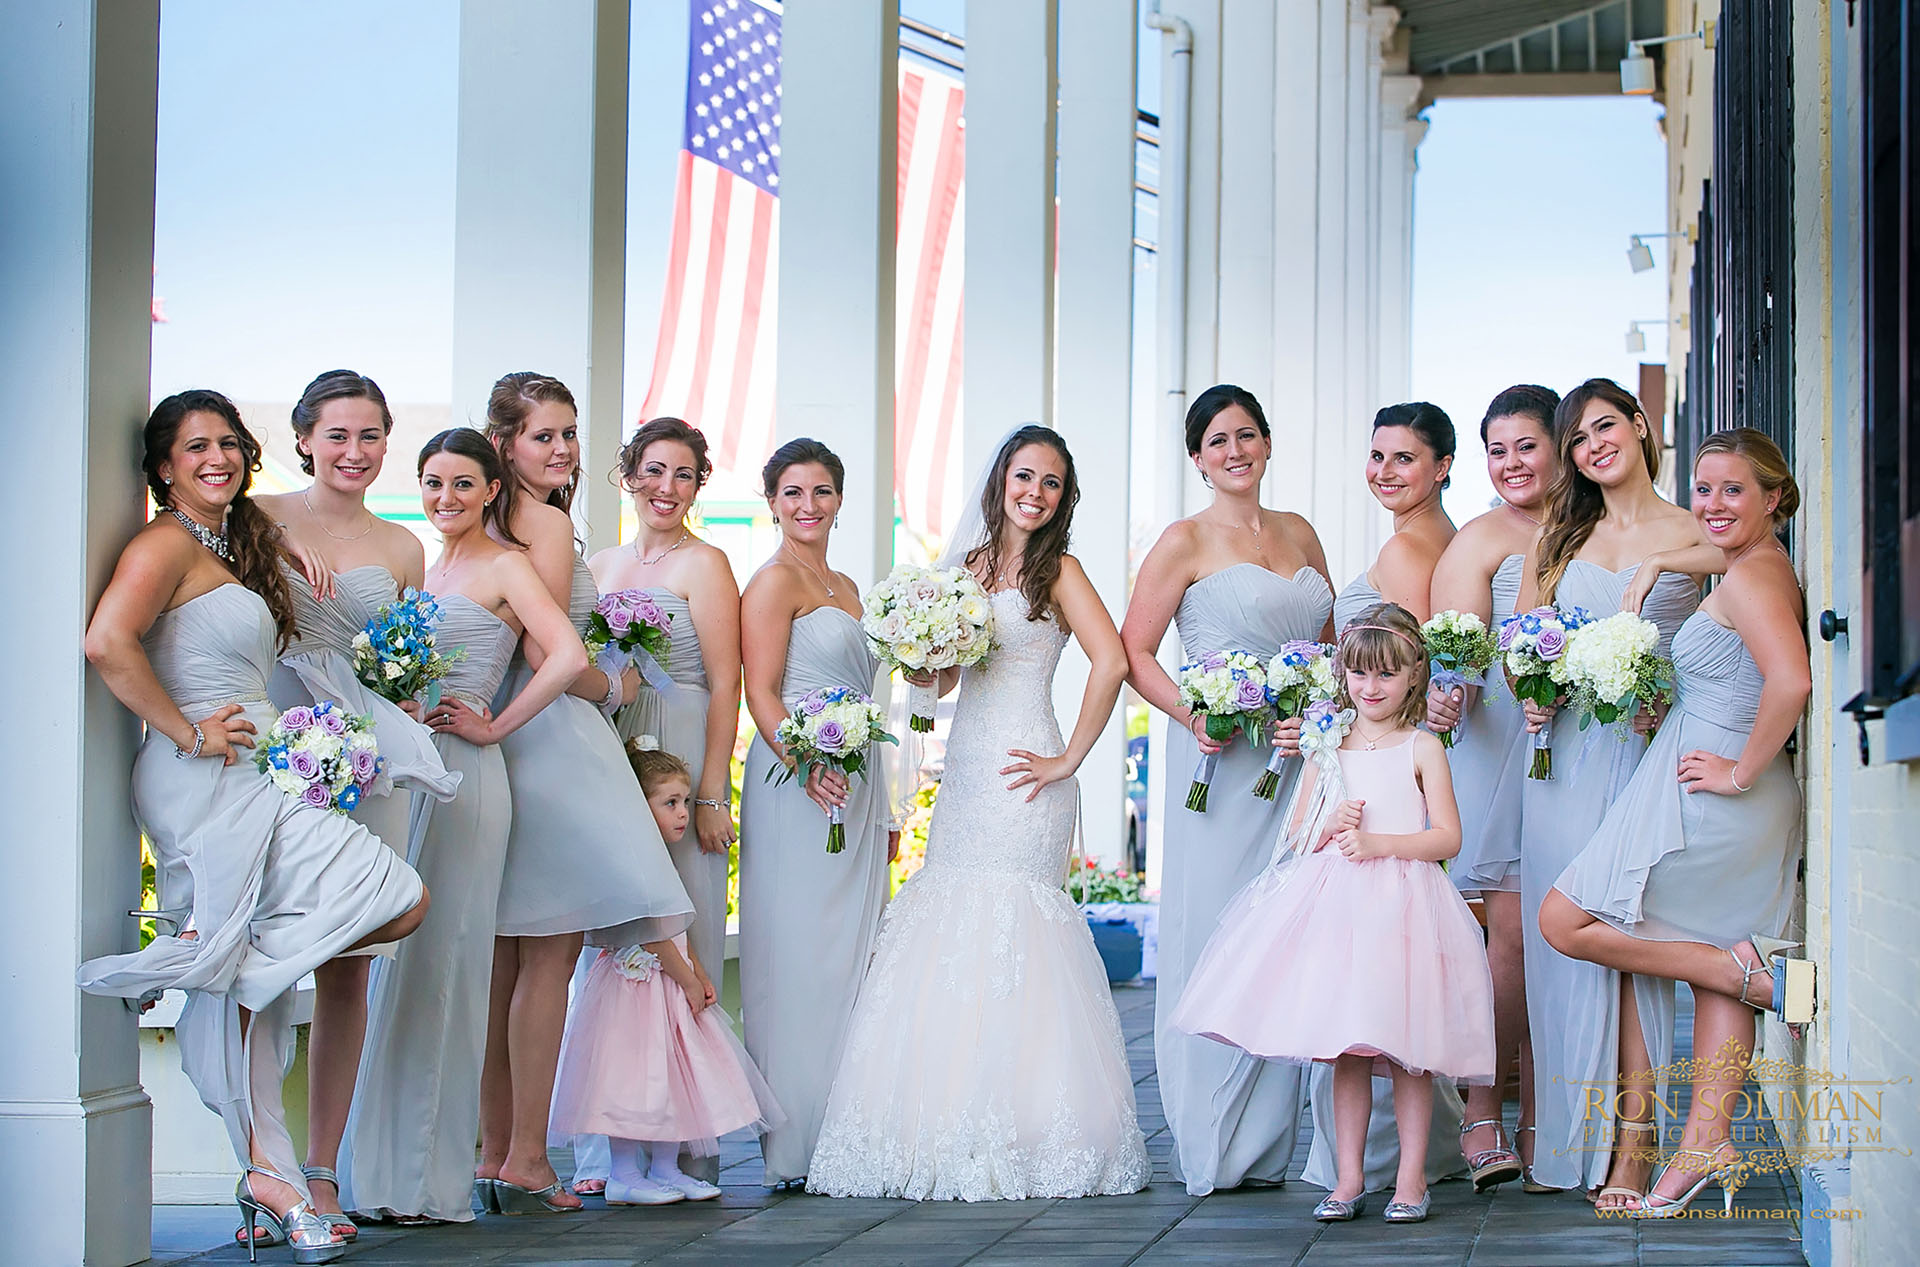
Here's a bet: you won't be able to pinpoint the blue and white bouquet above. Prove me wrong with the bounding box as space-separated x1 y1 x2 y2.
256 701 384 814
862 564 996 732
1499 603 1592 779
1560 611 1675 733
1254 640 1337 799
769 686 898 853
352 588 465 709
1421 610 1500 749
1177 650 1274 812
1277 699 1357 864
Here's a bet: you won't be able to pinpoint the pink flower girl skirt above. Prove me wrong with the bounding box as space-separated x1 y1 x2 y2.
1170 850 1496 1084
550 934 783 1151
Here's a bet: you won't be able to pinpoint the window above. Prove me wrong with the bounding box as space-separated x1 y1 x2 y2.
1858 0 1920 756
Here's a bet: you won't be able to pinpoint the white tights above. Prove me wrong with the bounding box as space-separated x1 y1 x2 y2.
609 1137 689 1184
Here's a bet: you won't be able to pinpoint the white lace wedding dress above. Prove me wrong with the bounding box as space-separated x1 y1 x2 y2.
806 589 1151 1200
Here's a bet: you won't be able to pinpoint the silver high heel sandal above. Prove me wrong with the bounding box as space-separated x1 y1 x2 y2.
1630 1144 1747 1218
299 1166 357 1242
1459 1118 1523 1191
491 1177 580 1215
235 1164 345 1265
1734 936 1815 1026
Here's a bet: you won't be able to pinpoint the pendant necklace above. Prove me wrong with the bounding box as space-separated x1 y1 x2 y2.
1505 501 1542 528
302 490 376 542
789 550 836 597
1352 721 1394 751
171 508 231 560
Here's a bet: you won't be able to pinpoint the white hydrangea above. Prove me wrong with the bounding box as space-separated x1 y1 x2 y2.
1561 611 1658 706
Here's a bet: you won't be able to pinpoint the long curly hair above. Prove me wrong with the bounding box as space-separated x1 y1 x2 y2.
484 372 580 543
968 425 1081 623
1536 377 1662 603
143 390 296 648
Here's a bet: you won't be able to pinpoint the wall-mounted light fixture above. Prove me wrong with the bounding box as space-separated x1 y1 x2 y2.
1624 318 1672 355
1620 20 1716 95
1626 229 1695 273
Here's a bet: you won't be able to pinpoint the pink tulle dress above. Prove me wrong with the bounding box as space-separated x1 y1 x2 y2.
550 933 783 1152
1170 737 1496 1084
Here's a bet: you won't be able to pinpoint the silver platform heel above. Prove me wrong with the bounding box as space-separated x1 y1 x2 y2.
299 1165 357 1243
235 1164 345 1265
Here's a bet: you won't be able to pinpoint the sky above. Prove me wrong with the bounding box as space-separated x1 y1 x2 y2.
149 0 1668 532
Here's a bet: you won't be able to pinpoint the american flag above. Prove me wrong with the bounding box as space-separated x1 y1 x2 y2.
639 0 967 542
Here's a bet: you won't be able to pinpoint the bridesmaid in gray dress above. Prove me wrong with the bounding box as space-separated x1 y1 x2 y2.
738 438 894 1186
1121 386 1334 1195
79 392 427 1263
1307 401 1467 1194
343 427 589 1224
480 375 694 1212
1542 429 1809 1217
1423 385 1561 1192
578 417 742 1190
258 369 460 1240
1511 379 1709 1205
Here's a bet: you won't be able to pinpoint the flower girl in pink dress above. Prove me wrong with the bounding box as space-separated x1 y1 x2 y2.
549 740 782 1205
1171 602 1495 1224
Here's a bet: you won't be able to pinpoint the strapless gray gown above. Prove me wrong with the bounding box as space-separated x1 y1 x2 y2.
495 555 692 943
272 564 460 955
1550 610 1799 1169
1447 554 1527 895
341 594 519 1221
76 584 424 1182
1303 569 1468 1192
1156 565 1330 1194
738 606 891 1184
1521 561 1700 1192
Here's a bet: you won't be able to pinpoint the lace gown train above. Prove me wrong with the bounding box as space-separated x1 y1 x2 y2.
807 590 1150 1201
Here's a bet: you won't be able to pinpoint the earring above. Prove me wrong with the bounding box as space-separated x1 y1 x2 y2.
835 514 841 528
164 476 173 485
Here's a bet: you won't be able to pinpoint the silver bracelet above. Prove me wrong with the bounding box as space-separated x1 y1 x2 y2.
693 797 729 810
1729 766 1752 793
174 723 204 760
597 668 621 711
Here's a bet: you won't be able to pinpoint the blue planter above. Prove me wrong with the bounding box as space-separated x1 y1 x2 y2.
1088 916 1144 983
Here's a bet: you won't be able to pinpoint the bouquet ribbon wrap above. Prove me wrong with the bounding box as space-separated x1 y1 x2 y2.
1429 665 1482 748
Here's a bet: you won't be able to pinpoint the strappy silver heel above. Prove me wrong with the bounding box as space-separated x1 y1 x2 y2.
1733 935 1814 1027
491 1177 580 1215
1459 1118 1523 1191
299 1165 357 1242
235 1164 344 1264
1631 1143 1747 1217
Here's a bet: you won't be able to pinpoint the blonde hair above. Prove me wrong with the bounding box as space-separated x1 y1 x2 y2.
1694 428 1800 525
1334 602 1430 731
624 738 691 799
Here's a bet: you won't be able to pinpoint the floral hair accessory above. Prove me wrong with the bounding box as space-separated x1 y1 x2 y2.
633 734 662 752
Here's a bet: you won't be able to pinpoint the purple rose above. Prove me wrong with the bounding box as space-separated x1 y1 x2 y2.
300 782 334 809
633 601 664 627
1497 621 1518 650
1534 626 1568 660
1304 699 1338 729
350 746 379 782
287 748 320 780
606 608 634 635
281 706 315 733
1280 639 1321 665
799 690 830 716
814 720 848 754
1232 677 1268 710
1201 652 1229 671
317 709 347 736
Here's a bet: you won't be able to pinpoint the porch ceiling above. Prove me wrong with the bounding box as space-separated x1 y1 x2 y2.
1397 0 1670 92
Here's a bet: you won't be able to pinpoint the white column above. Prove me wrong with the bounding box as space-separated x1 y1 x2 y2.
451 0 630 551
1376 71 1425 409
963 0 1058 467
0 4 157 1264
1216 0 1277 408
1056 0 1136 866
776 0 898 586
1265 0 1326 517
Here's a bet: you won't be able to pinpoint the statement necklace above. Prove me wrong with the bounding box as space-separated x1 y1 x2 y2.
171 507 231 560
633 529 690 566
303 491 376 542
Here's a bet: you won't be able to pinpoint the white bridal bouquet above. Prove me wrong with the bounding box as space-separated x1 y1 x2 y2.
862 564 996 732
769 686 898 853
256 701 385 814
1498 603 1592 780
1560 611 1675 733
1255 640 1337 799
1421 610 1501 749
1177 650 1274 812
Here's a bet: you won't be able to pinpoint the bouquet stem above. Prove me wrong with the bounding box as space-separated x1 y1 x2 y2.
1527 719 1554 781
1251 746 1287 801
826 803 846 854
1439 728 1457 750
1185 752 1218 813
908 681 936 733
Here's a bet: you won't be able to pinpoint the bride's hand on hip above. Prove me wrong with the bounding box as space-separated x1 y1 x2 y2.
1002 748 1073 802
804 763 849 814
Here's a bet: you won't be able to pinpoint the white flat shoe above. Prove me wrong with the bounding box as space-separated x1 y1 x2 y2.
655 1173 722 1201
605 1177 686 1206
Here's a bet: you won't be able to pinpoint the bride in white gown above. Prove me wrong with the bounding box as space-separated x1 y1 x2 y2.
807 426 1151 1201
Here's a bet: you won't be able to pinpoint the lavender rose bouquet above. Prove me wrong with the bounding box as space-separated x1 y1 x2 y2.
1498 603 1592 779
768 686 897 852
256 700 385 813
